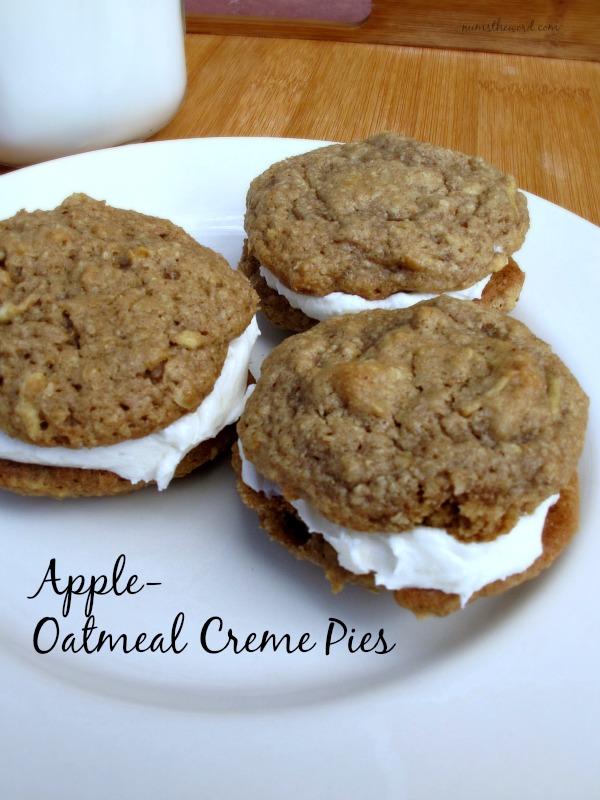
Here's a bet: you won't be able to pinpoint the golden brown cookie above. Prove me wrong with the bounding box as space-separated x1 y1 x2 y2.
235 296 588 615
239 297 587 541
242 133 529 330
0 193 257 447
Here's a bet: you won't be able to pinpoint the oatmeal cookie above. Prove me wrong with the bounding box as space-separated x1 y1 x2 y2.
239 297 587 540
241 133 528 330
0 193 256 447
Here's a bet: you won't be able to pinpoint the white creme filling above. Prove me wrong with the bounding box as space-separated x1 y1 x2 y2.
239 441 558 606
0 318 260 490
259 264 490 322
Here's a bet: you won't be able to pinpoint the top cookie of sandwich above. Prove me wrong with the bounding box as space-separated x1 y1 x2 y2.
244 133 529 298
238 296 588 542
0 193 257 448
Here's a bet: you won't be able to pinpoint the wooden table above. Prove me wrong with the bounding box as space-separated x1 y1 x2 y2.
151 33 600 227
2 32 599 226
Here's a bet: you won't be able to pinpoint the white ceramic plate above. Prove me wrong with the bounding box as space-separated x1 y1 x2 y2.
0 138 598 800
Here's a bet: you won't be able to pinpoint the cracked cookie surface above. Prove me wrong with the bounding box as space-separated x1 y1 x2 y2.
238 296 588 542
0 193 257 448
244 133 529 298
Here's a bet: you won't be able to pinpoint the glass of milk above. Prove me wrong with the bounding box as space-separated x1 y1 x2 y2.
0 0 187 166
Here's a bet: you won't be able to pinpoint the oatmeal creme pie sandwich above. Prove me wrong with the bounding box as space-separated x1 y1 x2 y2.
0 193 259 498
240 133 529 332
234 296 588 617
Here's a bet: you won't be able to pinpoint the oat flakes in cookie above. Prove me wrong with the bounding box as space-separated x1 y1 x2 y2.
234 296 588 617
0 193 259 498
240 133 529 331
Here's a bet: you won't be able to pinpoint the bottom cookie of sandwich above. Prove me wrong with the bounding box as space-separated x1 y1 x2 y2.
0 424 236 499
232 446 580 618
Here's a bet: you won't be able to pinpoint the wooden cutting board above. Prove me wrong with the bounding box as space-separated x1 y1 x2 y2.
185 0 600 61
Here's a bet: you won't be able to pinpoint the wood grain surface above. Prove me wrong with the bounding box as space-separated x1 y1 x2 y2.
1 33 599 227
151 34 600 225
185 0 600 61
